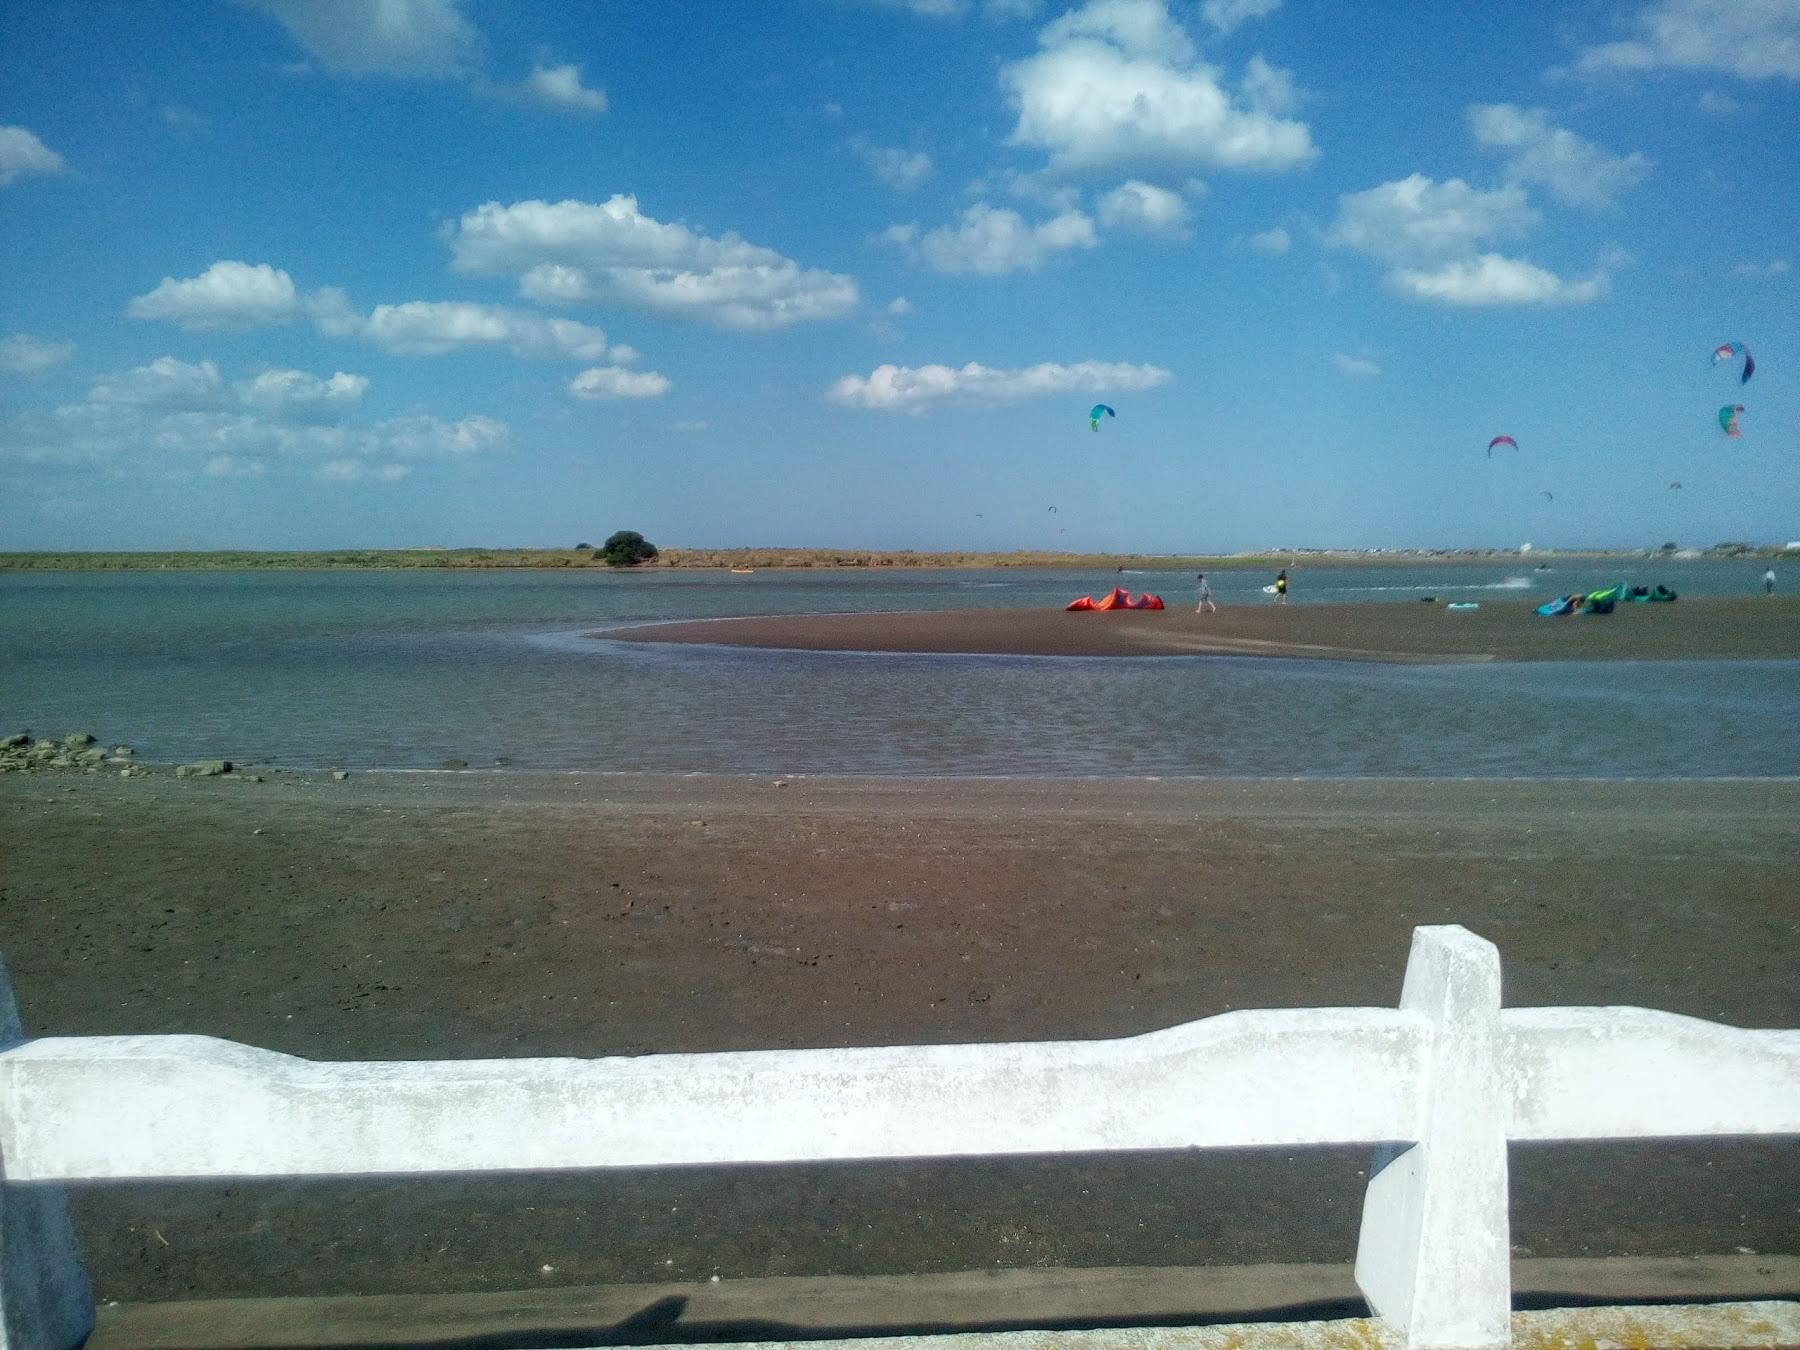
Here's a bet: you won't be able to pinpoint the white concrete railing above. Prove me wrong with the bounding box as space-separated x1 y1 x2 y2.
1 926 1796 1350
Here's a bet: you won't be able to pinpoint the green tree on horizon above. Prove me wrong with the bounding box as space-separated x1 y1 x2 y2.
600 531 658 567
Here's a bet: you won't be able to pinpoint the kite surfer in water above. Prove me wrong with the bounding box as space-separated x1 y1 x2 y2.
1274 569 1289 605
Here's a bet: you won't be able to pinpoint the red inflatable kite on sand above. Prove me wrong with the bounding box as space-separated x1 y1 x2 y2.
1066 586 1164 611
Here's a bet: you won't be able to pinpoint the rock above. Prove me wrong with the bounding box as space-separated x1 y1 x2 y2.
174 765 191 778
112 746 132 757
1 733 28 749
76 748 107 765
181 760 232 777
441 758 469 770
49 755 73 769
119 769 133 778
63 732 96 747
332 769 349 781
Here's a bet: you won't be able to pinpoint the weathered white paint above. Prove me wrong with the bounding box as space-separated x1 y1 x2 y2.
2 925 1797 1350
1355 927 1511 1350
0 958 93 1350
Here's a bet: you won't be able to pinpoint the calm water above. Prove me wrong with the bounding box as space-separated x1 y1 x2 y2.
3 563 1794 778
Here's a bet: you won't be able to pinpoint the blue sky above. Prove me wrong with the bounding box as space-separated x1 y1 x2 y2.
1 0 1795 552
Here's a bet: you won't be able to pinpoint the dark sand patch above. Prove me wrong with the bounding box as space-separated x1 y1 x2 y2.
603 597 1800 662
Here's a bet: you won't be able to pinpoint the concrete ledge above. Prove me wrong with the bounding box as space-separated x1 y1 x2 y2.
88 1257 1799 1349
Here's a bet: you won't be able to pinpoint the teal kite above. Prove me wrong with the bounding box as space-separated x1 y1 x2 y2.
1719 404 1744 438
1089 404 1116 432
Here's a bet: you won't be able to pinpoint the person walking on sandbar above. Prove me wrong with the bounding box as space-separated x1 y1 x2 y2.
1274 569 1289 605
1196 572 1217 613
1764 567 1777 596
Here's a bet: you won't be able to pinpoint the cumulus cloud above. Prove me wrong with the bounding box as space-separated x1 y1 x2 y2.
0 126 66 185
1567 0 1800 80
1332 352 1380 377
568 365 672 400
1327 173 1612 308
828 358 1170 412
887 296 916 315
319 296 614 360
517 61 607 114
1387 254 1610 307
885 203 1097 274
445 195 859 330
1469 104 1651 209
1001 0 1317 179
846 0 1042 16
0 334 75 374
236 368 368 418
128 261 302 331
2 354 502 482
1246 226 1291 253
89 357 229 409
851 138 935 191
1096 179 1192 238
1201 0 1282 35
1697 88 1742 112
236 0 481 78
1730 258 1791 276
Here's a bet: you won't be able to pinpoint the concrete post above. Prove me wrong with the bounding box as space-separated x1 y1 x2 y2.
0 957 94 1350
1354 926 1510 1350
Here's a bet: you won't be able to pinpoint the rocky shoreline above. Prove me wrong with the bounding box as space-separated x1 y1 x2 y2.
0 731 356 782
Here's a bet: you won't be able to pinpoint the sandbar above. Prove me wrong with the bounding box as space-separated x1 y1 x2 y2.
603 596 1800 663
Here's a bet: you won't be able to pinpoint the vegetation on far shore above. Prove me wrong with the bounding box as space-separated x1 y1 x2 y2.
1 543 1786 572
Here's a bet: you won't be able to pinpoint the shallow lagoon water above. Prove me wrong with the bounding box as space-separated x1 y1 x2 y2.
3 565 1794 778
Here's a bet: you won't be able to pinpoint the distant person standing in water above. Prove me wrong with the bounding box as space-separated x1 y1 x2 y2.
1764 567 1777 596
1195 572 1216 613
1274 569 1289 604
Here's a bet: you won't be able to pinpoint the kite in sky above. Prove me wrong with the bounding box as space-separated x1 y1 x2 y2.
1669 481 1682 490
1719 405 1744 438
1089 404 1116 431
1487 435 1518 458
1712 342 1755 384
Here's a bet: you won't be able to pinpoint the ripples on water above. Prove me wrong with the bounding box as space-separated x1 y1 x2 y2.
3 566 1795 778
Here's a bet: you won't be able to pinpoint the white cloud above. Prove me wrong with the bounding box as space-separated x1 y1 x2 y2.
204 454 269 478
1697 88 1742 111
1040 0 1196 61
852 138 935 191
446 195 859 330
0 334 75 374
1730 258 1791 276
1246 226 1291 253
318 458 413 483
1096 179 1192 238
90 357 228 409
315 294 613 360
1327 175 1538 264
1469 104 1651 209
1327 173 1612 309
1001 0 1317 178
887 296 916 314
568 366 672 400
888 203 1097 274
3 356 504 479
128 261 302 330
828 358 1170 412
236 0 481 78
236 369 368 418
672 419 709 432
161 106 208 135
1201 0 1282 35
1387 254 1610 307
1332 352 1380 377
0 126 65 185
1569 0 1800 79
846 0 1042 16
1240 55 1301 115
518 62 607 114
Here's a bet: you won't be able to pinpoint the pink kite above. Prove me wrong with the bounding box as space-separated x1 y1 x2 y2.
1066 586 1164 611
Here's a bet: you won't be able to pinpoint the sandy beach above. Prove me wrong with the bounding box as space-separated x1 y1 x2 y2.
604 597 1800 662
3 769 1795 1313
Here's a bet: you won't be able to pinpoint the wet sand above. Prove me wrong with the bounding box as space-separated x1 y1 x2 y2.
2 770 1795 1309
603 597 1800 662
